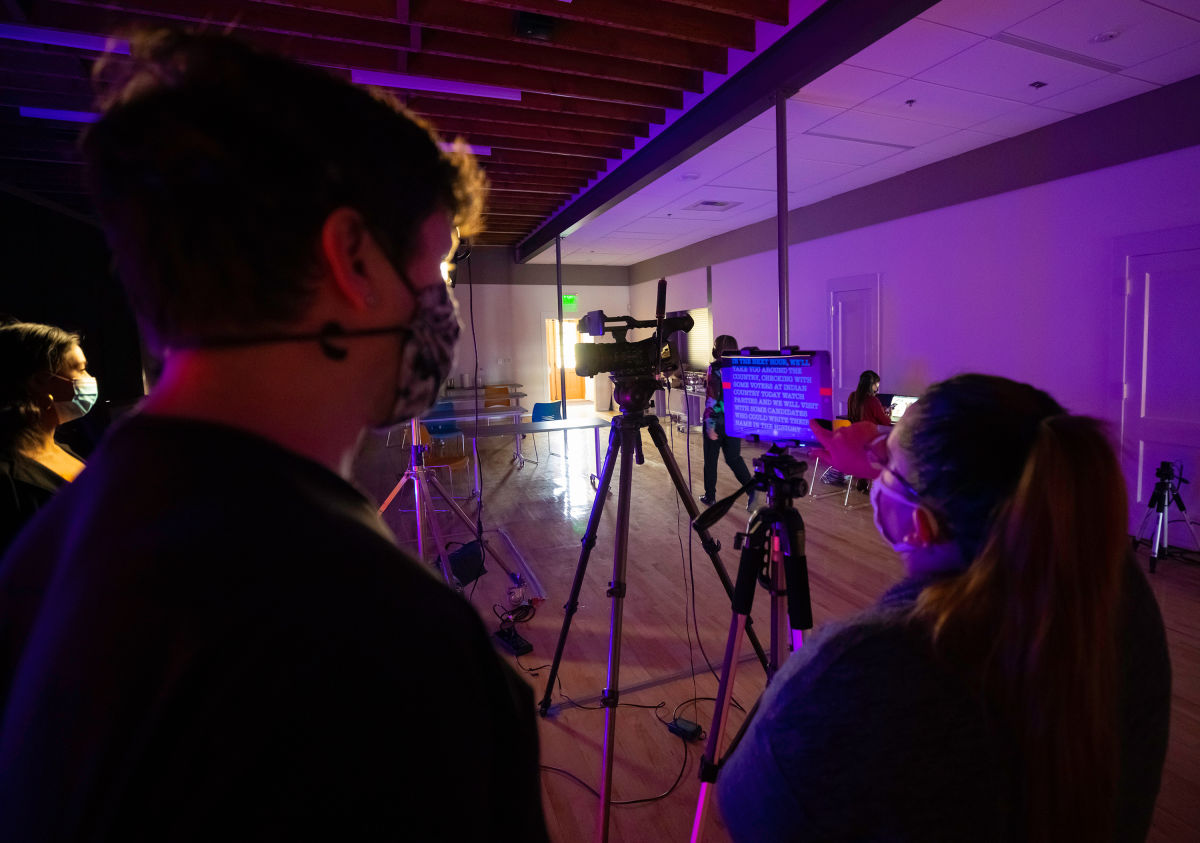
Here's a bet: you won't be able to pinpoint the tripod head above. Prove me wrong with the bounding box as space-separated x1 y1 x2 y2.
694 444 808 531
610 373 660 417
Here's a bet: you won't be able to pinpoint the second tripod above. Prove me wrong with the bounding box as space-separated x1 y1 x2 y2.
536 373 769 843
689 445 814 842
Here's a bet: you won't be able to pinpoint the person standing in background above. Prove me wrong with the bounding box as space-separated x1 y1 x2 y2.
700 333 755 510
0 321 95 555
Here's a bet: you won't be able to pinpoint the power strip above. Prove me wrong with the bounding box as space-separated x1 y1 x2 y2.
493 626 533 656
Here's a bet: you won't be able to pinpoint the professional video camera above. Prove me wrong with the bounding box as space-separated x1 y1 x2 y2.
574 302 692 378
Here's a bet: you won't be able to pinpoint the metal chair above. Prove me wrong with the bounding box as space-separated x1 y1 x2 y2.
530 401 563 462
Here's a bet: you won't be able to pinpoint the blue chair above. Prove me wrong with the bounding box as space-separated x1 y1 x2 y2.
530 401 563 462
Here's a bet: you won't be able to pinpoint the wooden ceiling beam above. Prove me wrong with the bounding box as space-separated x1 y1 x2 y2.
432 118 633 152
456 0 754 51
510 92 663 127
408 97 648 140
408 0 726 73
658 0 789 25
418 29 702 93
407 54 683 110
487 148 601 172
470 133 622 159
32 4 406 71
39 0 412 49
485 175 590 190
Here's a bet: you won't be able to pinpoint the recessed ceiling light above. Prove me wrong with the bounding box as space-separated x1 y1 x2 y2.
1089 31 1120 44
1029 81 1048 89
684 200 743 212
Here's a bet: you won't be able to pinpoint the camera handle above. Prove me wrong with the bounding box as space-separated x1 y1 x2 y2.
691 460 814 842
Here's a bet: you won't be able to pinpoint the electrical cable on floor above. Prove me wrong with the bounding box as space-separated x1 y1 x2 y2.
539 700 693 805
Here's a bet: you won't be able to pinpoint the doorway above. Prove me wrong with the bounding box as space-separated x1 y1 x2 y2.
828 274 881 417
1117 225 1200 545
546 318 586 402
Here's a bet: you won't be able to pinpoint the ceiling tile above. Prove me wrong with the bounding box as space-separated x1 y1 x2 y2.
648 184 777 220
919 0 1062 37
969 103 1075 136
856 78 1025 128
1005 0 1200 69
791 64 906 110
1121 39 1200 83
745 99 845 134
1037 72 1158 112
809 109 959 147
1151 1 1200 23
845 18 984 77
786 132 904 165
707 126 779 156
916 38 1109 103
884 128 1005 171
710 150 859 191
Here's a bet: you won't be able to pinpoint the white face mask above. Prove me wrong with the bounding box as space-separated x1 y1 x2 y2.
53 375 99 424
870 477 922 554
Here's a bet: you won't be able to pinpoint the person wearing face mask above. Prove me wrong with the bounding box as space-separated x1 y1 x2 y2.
0 30 548 842
0 321 97 555
717 374 1170 843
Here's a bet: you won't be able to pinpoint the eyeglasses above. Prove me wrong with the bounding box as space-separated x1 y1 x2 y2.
865 432 921 502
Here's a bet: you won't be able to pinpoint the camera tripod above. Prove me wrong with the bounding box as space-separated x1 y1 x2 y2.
536 373 769 843
1134 460 1200 573
688 445 814 842
378 417 523 595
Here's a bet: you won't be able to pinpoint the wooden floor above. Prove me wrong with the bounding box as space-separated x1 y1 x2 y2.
354 414 1200 843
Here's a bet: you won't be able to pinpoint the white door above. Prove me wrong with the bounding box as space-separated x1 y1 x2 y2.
829 274 880 417
1121 228 1200 548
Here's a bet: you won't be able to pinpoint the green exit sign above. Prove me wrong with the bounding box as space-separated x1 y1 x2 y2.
562 294 578 312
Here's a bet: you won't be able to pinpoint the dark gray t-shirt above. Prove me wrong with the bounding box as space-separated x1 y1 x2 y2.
717 563 1170 842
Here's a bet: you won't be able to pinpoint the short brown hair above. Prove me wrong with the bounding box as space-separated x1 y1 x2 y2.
83 28 486 351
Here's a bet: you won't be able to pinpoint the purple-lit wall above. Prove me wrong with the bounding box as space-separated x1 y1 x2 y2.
698 144 1200 530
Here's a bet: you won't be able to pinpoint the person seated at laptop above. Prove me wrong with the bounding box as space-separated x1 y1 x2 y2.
847 369 892 426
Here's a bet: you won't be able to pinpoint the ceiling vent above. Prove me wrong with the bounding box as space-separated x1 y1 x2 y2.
684 199 743 211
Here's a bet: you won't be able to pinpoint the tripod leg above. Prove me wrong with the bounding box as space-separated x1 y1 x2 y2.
537 422 621 716
692 515 769 843
598 423 638 843
425 472 519 582
377 470 413 515
414 468 458 588
645 417 770 674
1170 489 1200 556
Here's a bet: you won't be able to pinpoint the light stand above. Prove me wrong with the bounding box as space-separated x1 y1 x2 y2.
378 417 523 591
535 373 769 843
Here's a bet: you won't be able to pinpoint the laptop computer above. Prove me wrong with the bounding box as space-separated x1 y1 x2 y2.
888 395 919 423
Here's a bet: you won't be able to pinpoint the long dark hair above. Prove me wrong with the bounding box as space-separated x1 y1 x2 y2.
848 369 879 422
0 321 82 455
902 374 1124 843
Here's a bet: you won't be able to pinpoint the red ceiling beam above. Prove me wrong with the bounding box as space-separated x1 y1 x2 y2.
418 29 702 93
407 97 648 140
659 0 789 25
407 53 683 110
456 0 754 50
408 0 726 73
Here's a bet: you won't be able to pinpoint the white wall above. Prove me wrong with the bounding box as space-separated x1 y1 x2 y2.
701 145 1200 423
